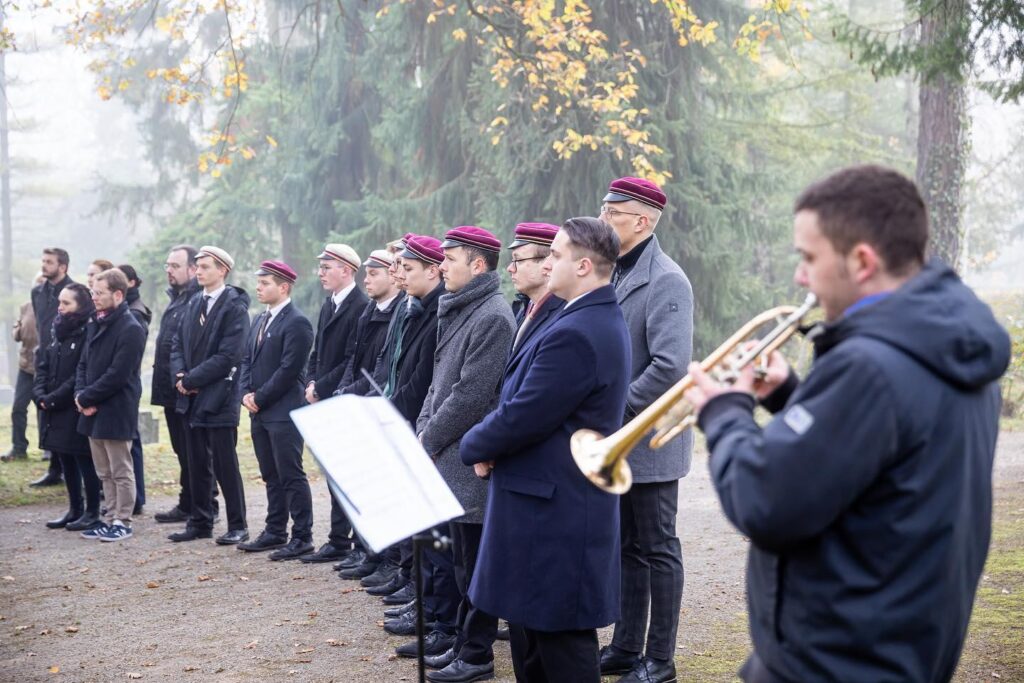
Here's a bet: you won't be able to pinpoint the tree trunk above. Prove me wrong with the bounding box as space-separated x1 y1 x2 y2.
0 10 16 384
916 0 969 269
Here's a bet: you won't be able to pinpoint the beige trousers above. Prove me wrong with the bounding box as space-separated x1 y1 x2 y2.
89 438 135 524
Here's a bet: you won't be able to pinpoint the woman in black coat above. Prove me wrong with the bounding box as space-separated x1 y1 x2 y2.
33 283 101 530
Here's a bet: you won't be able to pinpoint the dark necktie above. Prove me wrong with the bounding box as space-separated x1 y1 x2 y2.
199 295 211 326
257 312 270 348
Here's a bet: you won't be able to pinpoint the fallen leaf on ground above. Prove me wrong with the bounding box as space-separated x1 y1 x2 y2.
146 581 160 589
388 654 398 661
2 576 14 581
307 611 318 617
243 640 258 650
127 673 142 679
183 666 198 672
238 576 249 582
296 648 313 654
48 665 59 673
65 626 79 633
39 629 51 635
197 575 211 582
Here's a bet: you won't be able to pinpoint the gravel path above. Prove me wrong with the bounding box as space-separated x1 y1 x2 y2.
1 433 1020 682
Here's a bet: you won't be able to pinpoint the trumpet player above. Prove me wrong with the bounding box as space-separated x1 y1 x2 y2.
685 165 1009 683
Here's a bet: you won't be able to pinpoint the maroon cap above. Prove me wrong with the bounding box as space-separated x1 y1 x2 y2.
400 235 444 265
254 259 298 283
603 176 667 211
441 226 502 253
508 222 559 249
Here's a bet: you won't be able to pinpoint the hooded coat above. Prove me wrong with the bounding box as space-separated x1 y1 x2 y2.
698 261 1011 683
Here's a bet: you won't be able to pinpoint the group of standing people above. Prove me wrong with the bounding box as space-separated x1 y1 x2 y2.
8 163 1010 683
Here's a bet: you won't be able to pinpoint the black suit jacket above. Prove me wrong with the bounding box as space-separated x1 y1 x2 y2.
239 302 314 423
169 285 251 428
390 283 444 424
307 287 368 398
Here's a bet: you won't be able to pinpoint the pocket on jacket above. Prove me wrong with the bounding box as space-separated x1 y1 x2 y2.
499 472 556 500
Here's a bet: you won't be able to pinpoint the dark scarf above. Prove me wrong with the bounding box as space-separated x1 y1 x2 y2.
53 308 93 342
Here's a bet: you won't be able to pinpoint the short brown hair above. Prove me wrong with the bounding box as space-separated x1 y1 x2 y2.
91 258 115 272
94 268 129 295
43 247 69 267
795 165 928 275
562 217 620 278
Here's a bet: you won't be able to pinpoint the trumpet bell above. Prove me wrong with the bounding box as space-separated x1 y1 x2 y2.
571 428 633 494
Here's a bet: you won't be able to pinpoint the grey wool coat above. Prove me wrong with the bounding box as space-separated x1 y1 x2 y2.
616 234 694 482
417 270 516 523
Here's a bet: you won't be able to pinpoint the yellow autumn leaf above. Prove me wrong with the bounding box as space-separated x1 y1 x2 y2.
97 85 112 101
265 135 278 148
452 28 467 42
210 168 222 178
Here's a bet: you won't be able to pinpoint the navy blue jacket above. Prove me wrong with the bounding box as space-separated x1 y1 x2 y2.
390 283 444 425
239 302 314 423
307 287 368 398
169 285 251 428
338 293 403 396
34 319 91 456
74 303 146 441
698 261 1010 683
461 284 630 632
152 280 200 408
506 293 564 367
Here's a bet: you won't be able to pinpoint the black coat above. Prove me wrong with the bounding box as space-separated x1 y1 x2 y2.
34 320 91 455
170 285 251 428
126 287 153 335
307 287 368 398
338 293 403 396
389 283 443 424
31 275 74 356
74 303 146 441
239 302 314 423
152 280 201 408
698 261 1011 683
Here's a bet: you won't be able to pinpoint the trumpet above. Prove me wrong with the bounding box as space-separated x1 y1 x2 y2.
571 294 818 494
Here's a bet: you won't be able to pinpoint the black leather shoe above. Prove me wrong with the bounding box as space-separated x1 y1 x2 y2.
132 503 144 516
154 506 190 524
339 558 381 580
360 561 399 587
29 472 63 487
382 582 417 605
215 529 250 545
424 647 457 670
426 659 495 682
600 644 641 676
495 622 509 641
300 542 351 563
269 538 315 561
168 527 213 542
617 656 677 683
384 600 416 618
367 574 408 597
383 611 418 636
0 449 27 462
237 530 288 552
46 510 82 529
66 512 102 531
396 631 456 658
334 549 368 570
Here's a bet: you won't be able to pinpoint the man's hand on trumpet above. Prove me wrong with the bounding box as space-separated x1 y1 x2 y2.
684 348 790 415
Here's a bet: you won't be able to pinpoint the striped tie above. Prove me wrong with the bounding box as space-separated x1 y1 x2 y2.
199 295 211 326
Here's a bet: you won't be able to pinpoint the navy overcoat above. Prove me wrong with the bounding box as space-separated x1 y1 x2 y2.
461 284 630 632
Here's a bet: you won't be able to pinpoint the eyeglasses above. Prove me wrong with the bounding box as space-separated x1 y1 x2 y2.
600 205 643 219
508 256 546 272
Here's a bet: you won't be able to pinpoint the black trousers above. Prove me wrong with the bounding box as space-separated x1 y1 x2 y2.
251 419 312 541
450 521 498 664
131 436 145 506
509 625 599 683
612 479 684 661
56 450 101 515
186 425 246 532
328 490 357 549
165 407 218 515
420 525 460 634
11 369 32 453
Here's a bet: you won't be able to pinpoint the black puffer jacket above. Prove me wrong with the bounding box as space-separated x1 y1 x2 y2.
34 313 92 456
152 280 201 408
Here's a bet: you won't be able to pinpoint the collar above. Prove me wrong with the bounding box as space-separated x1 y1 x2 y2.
616 234 654 272
563 289 595 311
203 283 227 304
332 282 356 308
843 291 892 317
266 298 291 321
375 293 399 311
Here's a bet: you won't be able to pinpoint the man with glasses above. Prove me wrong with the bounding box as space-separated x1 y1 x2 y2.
598 177 693 683
505 223 564 357
296 244 366 562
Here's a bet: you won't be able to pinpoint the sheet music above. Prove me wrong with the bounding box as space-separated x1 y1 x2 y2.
290 395 464 552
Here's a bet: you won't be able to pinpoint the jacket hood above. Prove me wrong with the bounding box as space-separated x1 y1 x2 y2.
166 278 200 301
818 260 1011 390
224 284 251 309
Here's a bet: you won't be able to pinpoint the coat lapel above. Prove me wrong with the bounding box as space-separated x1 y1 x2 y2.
615 235 659 305
506 295 563 370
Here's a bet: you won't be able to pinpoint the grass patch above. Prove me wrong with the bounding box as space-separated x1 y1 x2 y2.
677 612 749 681
0 408 320 509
